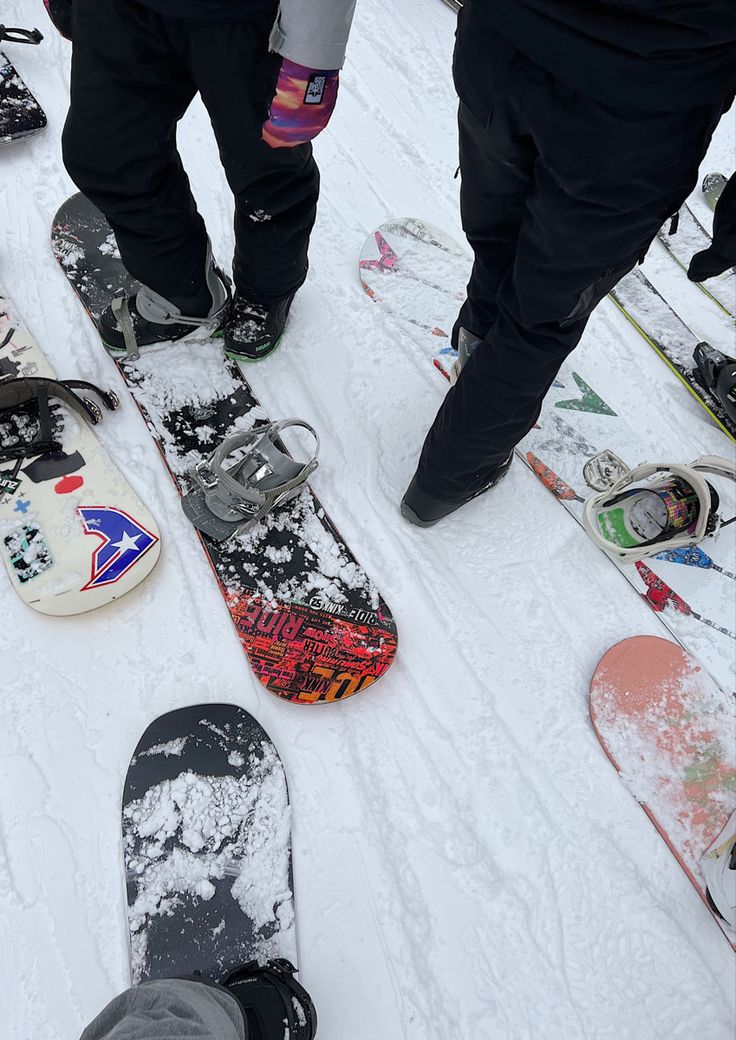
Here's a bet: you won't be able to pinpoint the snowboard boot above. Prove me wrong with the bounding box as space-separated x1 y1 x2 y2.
221 959 317 1040
450 326 482 384
701 809 736 934
222 291 296 362
401 452 513 527
99 238 231 358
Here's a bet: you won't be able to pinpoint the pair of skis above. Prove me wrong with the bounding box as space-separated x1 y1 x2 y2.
611 174 735 441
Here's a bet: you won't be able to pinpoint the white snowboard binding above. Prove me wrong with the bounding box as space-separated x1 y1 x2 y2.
581 454 735 563
701 810 736 935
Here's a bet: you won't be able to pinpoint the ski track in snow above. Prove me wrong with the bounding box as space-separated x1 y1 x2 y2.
1 2 735 1038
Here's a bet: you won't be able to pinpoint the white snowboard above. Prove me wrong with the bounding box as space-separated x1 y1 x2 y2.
0 290 160 615
360 220 736 693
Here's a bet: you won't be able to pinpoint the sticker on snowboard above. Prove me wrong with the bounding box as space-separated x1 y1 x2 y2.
52 194 397 703
589 636 735 947
360 218 466 367
123 704 297 983
0 290 160 615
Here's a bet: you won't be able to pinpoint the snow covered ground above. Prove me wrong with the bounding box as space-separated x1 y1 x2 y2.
2 1 735 1037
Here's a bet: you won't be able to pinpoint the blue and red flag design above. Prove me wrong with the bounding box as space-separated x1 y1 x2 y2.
78 506 158 591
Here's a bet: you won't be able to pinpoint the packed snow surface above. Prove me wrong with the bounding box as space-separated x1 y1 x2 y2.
1 2 735 1038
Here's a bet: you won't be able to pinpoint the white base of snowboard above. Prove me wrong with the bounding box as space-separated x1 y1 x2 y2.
0 291 160 615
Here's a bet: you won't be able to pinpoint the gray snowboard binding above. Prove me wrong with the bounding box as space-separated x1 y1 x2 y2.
103 237 231 360
182 419 319 541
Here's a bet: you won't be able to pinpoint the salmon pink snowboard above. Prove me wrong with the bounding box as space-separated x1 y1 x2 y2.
590 635 735 946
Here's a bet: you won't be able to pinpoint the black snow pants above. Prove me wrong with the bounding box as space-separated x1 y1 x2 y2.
416 16 727 502
62 0 320 306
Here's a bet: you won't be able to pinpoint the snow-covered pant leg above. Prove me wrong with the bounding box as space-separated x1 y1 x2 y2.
416 34 724 502
80 979 245 1040
62 0 207 304
183 12 320 303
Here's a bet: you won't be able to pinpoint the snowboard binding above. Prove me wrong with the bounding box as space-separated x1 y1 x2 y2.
694 341 736 425
581 454 736 562
701 810 736 935
0 375 119 462
182 419 319 541
0 26 44 46
221 959 317 1040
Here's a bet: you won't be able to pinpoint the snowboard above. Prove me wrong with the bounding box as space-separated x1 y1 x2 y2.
0 51 46 143
123 704 296 984
590 636 735 947
360 219 736 694
0 290 160 615
52 193 397 704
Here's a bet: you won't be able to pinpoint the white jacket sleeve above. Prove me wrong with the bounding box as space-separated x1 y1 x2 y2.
269 0 358 70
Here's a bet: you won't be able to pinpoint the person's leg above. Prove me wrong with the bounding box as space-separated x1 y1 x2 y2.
454 101 534 345
181 8 320 306
62 0 207 304
79 963 317 1040
413 73 724 507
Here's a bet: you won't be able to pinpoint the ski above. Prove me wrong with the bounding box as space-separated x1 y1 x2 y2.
610 267 735 441
53 194 398 704
657 204 735 319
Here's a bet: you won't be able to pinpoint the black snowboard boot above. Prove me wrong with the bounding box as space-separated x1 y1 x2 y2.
222 291 295 362
401 452 513 527
99 238 231 355
221 959 317 1040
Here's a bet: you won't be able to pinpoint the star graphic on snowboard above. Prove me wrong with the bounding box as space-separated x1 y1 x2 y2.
78 506 158 591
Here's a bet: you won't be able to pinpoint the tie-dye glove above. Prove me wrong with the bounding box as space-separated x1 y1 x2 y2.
262 59 339 149
44 0 73 40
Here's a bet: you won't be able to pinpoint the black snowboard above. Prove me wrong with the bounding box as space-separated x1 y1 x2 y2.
123 704 297 984
52 193 398 705
0 51 46 143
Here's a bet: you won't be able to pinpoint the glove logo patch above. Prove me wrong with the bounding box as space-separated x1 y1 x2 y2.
304 74 327 105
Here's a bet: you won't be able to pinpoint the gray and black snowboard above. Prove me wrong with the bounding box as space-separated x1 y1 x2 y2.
123 704 296 984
